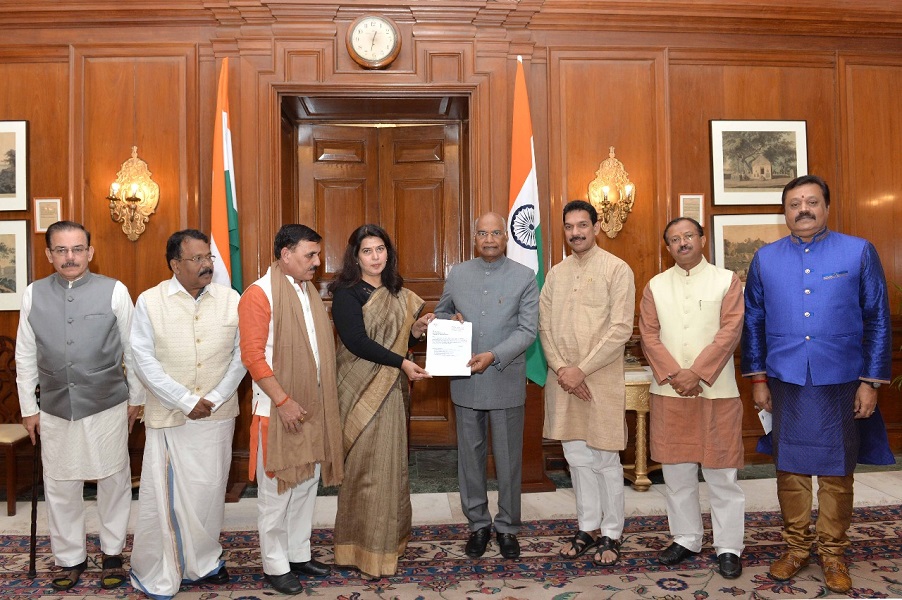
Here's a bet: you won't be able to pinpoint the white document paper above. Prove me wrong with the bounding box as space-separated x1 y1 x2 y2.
425 319 472 376
758 409 773 434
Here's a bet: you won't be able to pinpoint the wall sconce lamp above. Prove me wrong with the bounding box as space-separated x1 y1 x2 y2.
587 146 635 239
106 146 159 241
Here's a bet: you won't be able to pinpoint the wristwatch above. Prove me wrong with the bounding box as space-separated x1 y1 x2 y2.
868 382 881 389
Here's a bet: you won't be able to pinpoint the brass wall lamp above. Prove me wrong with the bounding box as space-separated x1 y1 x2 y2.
587 146 635 239
106 146 159 241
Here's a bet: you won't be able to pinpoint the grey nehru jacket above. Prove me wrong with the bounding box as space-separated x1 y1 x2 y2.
28 271 129 421
434 255 539 410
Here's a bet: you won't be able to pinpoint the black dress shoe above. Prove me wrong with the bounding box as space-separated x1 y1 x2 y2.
718 553 743 579
264 572 303 595
497 532 521 559
203 565 230 585
658 542 699 566
289 559 331 578
465 526 492 558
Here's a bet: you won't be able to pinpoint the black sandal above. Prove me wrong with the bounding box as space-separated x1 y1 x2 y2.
51 559 87 592
100 554 127 590
593 536 622 566
559 530 599 558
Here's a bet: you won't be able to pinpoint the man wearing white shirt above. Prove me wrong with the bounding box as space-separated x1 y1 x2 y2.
238 224 343 595
15 221 144 592
129 229 245 599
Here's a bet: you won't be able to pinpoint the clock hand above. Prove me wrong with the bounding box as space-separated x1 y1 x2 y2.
371 30 377 49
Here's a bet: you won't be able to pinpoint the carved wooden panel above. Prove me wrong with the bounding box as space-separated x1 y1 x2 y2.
548 50 665 296
295 122 463 446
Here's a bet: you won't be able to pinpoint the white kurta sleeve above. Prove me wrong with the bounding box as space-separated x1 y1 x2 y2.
112 281 147 407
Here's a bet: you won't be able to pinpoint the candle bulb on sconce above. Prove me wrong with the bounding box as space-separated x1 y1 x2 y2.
587 146 636 239
106 146 160 241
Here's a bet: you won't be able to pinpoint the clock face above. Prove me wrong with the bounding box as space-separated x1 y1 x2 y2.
347 16 401 69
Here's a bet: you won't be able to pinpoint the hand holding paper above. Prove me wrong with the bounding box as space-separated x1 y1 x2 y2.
425 319 473 376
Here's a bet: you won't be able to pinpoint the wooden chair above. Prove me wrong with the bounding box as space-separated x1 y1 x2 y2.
0 424 30 515
0 335 31 516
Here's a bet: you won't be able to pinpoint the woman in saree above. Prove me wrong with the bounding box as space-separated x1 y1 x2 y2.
328 224 433 579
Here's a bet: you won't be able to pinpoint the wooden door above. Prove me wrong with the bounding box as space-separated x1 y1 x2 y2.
297 122 463 446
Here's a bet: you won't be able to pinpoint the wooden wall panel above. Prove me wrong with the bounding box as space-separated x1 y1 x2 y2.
76 48 198 297
841 61 902 308
549 50 665 293
668 57 838 262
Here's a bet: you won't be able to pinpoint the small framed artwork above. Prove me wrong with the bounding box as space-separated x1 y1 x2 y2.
712 213 789 283
679 193 704 224
0 121 28 211
34 197 61 233
710 120 807 206
0 219 31 310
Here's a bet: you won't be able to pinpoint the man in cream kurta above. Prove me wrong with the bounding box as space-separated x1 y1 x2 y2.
639 217 745 580
540 201 635 566
129 230 245 599
15 221 143 592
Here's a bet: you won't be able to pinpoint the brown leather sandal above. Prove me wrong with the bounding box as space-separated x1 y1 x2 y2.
50 559 87 591
100 554 127 590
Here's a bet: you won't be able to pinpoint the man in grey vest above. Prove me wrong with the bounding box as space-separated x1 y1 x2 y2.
434 212 539 560
15 221 144 592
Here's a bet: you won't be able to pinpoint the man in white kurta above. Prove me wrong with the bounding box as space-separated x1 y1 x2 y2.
238 224 344 596
129 230 245 599
639 217 745 579
540 201 635 566
15 221 143 592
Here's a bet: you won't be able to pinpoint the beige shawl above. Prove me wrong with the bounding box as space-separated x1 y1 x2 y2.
267 261 344 493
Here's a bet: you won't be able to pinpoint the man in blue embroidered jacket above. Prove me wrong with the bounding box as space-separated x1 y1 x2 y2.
741 175 893 594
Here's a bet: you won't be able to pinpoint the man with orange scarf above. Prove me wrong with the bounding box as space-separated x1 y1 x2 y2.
238 224 344 595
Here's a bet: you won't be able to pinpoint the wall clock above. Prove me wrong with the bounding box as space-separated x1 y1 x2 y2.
346 15 401 69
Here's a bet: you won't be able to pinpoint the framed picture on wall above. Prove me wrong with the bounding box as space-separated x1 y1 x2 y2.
34 197 61 233
679 193 704 224
0 220 31 310
710 120 807 206
712 213 789 283
0 121 28 211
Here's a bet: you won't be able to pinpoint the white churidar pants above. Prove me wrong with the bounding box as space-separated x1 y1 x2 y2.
44 465 132 567
662 462 745 556
255 424 321 576
562 440 625 539
129 418 235 599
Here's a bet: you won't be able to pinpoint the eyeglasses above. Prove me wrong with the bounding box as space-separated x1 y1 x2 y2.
666 233 698 245
177 254 216 264
475 230 504 239
50 246 88 256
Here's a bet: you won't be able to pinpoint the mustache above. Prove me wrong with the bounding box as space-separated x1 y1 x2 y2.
199 268 214 277
62 262 79 269
678 244 691 253
569 235 586 243
795 212 815 222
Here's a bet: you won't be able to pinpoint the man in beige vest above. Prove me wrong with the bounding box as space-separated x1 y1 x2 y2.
129 229 245 598
639 217 745 579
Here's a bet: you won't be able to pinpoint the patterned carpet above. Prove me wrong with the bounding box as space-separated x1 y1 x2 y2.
4 506 902 599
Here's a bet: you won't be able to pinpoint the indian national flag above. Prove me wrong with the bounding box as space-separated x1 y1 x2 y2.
507 55 547 386
210 57 243 292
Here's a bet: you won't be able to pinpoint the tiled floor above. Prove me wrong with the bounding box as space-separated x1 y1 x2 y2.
4 470 902 536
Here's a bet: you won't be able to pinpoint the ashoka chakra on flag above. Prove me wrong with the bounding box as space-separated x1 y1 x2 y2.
510 204 537 250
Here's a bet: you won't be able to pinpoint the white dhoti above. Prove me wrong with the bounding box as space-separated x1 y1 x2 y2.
562 440 625 539
130 418 235 599
662 462 745 556
255 428 321 576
